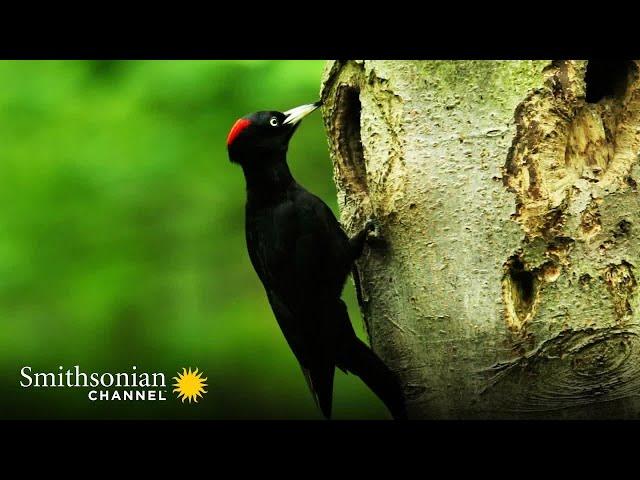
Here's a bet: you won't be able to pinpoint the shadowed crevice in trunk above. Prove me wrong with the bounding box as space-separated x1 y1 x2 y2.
585 60 634 103
335 85 368 197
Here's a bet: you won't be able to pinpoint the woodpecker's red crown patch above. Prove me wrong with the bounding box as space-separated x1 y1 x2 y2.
227 118 251 146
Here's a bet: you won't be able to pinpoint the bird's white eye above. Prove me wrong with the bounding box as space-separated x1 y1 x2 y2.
269 117 279 127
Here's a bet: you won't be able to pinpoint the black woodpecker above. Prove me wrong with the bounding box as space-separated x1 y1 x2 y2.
227 101 406 420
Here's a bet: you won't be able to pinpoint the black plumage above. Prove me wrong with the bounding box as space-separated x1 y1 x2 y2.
227 103 406 419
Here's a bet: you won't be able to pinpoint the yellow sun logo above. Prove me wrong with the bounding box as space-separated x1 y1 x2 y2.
172 367 208 403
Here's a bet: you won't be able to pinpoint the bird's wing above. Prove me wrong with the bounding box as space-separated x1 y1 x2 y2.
264 290 330 415
247 190 352 417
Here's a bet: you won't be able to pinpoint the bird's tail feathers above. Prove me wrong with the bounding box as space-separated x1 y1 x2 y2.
338 335 407 420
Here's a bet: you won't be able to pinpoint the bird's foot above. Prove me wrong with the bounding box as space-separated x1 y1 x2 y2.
364 217 388 249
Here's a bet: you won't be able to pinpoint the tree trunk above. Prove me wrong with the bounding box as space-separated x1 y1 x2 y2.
320 60 640 419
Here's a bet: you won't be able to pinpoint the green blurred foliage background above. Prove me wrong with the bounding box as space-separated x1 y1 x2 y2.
0 60 388 419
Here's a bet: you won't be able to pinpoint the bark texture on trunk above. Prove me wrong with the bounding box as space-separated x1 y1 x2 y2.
320 60 640 419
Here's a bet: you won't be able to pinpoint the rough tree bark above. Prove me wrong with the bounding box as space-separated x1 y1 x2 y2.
320 60 640 419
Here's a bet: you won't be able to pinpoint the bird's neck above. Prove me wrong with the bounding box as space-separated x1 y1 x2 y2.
242 154 295 204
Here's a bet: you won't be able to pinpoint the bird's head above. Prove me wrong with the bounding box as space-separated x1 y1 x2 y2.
226 101 321 165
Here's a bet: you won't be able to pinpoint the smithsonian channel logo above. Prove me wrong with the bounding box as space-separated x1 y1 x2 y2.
19 365 208 403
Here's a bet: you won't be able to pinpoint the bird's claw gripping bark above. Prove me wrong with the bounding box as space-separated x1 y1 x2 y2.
364 217 388 249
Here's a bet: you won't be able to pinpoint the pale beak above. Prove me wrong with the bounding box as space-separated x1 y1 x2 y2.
282 101 322 126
